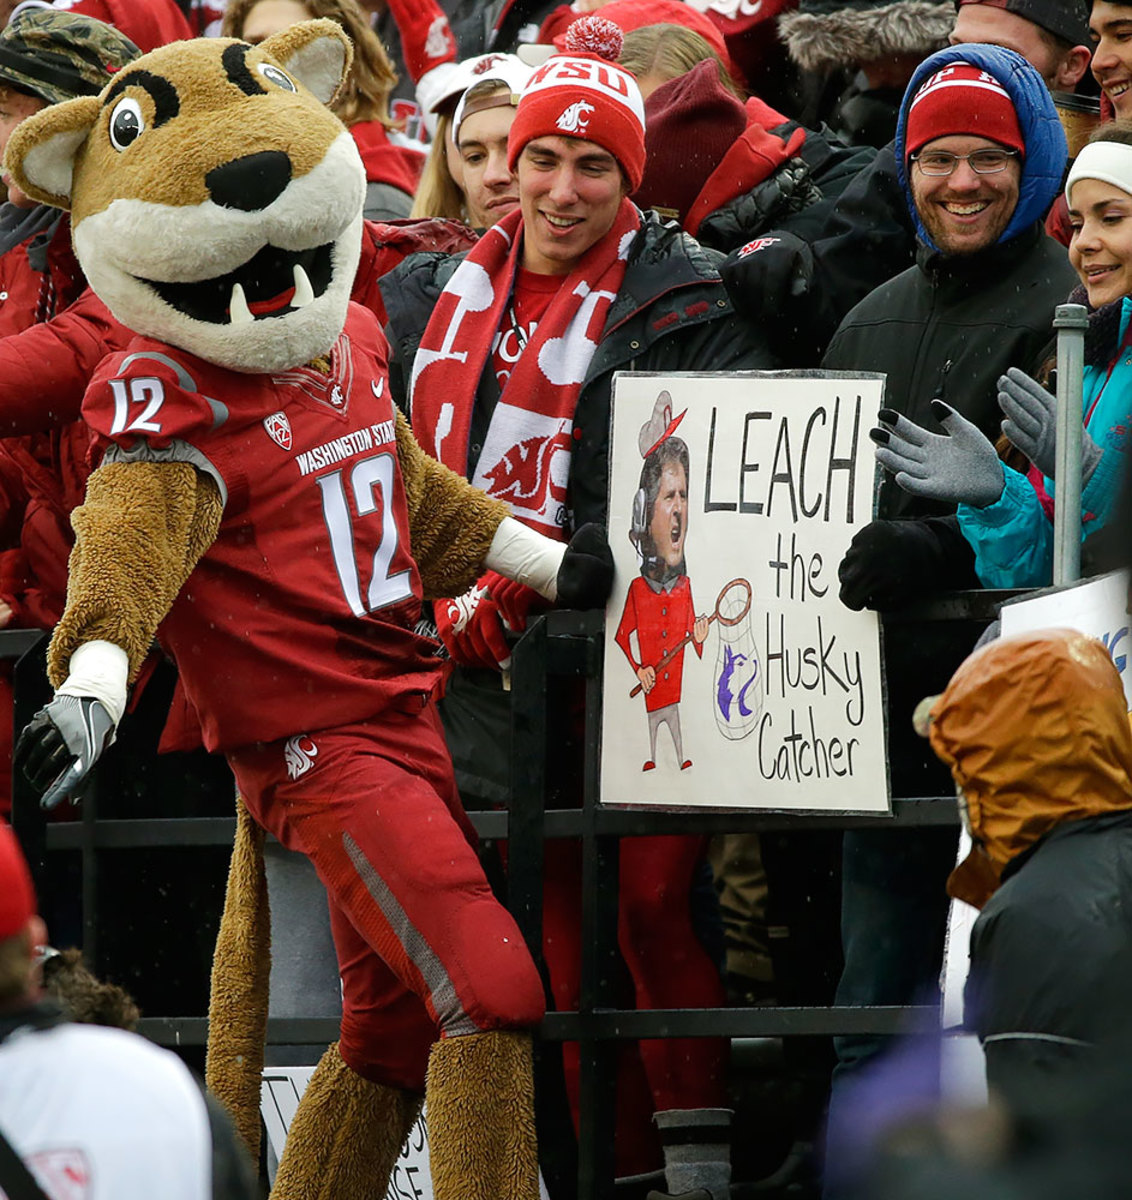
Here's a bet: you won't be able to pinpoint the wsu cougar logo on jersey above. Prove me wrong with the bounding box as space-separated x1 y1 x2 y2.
284 735 318 779
264 411 292 451
556 100 595 134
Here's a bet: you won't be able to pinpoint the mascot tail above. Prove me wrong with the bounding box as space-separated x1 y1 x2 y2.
206 794 270 1159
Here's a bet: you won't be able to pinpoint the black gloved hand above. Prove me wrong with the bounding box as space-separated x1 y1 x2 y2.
720 229 812 326
556 522 614 610
838 519 946 612
15 695 116 810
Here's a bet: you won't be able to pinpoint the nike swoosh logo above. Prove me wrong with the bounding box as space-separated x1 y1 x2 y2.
371 378 385 399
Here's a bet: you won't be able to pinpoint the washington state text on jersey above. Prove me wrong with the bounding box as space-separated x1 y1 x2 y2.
296 419 397 476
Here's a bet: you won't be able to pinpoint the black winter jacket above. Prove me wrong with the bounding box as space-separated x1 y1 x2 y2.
382 210 778 531
695 122 876 256
966 812 1132 1109
720 143 911 364
821 223 1075 797
822 223 1076 525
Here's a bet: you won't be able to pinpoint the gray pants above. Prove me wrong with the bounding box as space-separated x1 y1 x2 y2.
648 702 685 764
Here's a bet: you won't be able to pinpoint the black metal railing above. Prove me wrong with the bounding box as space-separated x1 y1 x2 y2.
9 594 1019 1198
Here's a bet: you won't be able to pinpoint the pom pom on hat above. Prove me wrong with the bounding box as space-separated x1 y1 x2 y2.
563 13 624 59
508 13 646 189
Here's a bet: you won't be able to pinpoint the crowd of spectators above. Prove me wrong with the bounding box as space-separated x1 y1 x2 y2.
1 0 1131 1197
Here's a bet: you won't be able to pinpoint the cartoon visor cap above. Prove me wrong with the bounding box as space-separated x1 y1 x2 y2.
3 21 367 374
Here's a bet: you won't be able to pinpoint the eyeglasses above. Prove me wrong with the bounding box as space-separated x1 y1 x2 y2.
910 149 1020 176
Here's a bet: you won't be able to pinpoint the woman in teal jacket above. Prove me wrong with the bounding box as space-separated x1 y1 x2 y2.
871 122 1132 588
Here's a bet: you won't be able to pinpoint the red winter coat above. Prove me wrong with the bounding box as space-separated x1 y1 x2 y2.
0 215 84 339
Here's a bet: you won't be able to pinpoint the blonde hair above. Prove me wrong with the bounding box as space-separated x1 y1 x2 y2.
410 112 466 220
222 0 398 129
619 23 744 99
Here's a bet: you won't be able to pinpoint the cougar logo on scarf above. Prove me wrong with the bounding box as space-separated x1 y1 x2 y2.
480 429 571 516
556 99 595 134
424 15 454 62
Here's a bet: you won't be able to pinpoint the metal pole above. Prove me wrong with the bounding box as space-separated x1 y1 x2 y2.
1052 303 1089 586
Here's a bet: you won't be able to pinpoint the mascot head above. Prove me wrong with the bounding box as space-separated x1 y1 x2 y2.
3 20 365 374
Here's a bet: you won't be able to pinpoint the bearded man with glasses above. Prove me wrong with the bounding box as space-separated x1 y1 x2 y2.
814 46 1077 1196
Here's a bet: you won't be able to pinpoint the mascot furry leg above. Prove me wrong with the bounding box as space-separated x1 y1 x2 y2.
427 1030 540 1199
207 802 539 1198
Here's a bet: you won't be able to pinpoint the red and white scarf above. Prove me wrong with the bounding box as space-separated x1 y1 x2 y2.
410 199 640 539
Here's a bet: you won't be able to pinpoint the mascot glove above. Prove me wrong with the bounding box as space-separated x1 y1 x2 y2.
998 367 1102 484
872 401 1004 509
16 640 126 810
838 519 946 612
435 579 513 671
481 570 548 634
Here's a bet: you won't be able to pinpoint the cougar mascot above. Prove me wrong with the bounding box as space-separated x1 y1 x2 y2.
8 21 612 1199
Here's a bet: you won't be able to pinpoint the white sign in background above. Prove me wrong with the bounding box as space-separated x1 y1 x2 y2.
601 372 888 812
939 569 1132 1097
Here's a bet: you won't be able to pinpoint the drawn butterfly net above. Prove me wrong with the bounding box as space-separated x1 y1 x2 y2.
710 578 762 741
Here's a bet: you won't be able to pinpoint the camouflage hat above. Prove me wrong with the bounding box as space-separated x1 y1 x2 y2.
0 9 140 106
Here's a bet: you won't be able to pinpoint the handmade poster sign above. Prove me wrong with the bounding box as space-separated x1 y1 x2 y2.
601 372 889 812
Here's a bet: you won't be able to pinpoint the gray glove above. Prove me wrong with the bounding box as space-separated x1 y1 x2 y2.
871 400 1005 508
16 695 117 810
997 366 1102 483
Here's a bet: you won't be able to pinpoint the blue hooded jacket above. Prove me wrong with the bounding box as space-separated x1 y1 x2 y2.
894 44 1068 253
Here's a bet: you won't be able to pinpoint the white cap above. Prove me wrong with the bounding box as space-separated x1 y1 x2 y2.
452 55 536 141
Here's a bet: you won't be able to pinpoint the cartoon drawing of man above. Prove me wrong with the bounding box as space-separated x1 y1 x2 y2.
615 392 709 771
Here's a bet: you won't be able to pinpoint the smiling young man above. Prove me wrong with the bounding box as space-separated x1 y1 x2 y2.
381 17 773 1198
1090 1 1132 118
450 57 533 231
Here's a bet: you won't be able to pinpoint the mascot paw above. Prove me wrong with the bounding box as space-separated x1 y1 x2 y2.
16 696 116 810
556 523 613 610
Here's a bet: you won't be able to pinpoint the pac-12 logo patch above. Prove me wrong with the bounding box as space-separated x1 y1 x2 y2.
264 411 292 450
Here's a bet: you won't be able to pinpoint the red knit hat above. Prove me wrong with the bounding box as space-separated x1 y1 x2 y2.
633 59 746 225
507 15 647 190
905 63 1025 159
550 0 737 79
0 821 35 942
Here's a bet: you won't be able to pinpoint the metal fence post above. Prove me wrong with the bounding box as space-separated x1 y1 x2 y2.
1052 303 1089 586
